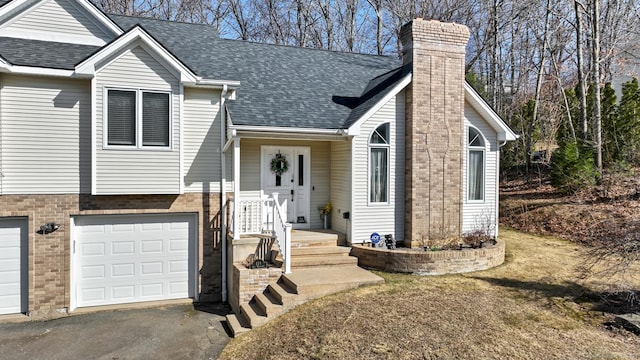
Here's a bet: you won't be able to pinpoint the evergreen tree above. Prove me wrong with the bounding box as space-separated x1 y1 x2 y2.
616 78 640 164
600 82 618 165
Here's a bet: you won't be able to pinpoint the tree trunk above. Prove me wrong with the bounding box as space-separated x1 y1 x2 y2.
526 0 551 170
592 0 603 172
575 1 589 143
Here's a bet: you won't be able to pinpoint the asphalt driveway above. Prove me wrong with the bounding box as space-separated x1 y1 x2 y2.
0 303 231 360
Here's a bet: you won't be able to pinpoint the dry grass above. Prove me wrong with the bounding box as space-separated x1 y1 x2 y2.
220 229 640 360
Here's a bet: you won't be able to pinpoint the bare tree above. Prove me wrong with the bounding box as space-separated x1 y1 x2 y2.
591 0 603 172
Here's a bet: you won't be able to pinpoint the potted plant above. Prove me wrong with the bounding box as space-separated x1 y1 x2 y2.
319 202 332 229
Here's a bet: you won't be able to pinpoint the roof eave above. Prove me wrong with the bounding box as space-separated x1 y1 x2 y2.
75 26 198 83
0 63 91 78
0 0 123 37
231 124 349 141
464 82 518 141
346 73 412 136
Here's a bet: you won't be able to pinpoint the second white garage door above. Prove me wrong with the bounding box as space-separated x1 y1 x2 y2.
0 218 27 315
73 214 197 309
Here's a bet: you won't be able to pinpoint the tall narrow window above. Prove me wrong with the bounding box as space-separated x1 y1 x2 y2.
142 92 170 146
370 123 390 203
468 127 485 201
107 90 136 146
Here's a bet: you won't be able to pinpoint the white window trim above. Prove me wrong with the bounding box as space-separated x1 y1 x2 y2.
467 126 486 203
103 87 173 151
368 123 391 206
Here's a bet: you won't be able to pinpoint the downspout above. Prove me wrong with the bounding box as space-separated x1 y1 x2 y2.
220 84 228 303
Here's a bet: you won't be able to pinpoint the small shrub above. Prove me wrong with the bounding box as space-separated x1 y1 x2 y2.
551 141 597 194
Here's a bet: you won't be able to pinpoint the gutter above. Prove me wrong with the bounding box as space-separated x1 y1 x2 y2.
189 78 241 90
220 84 228 303
231 125 346 135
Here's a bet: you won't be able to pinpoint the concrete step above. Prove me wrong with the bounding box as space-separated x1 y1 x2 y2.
291 254 358 268
254 292 284 318
290 246 351 257
240 300 268 328
225 313 251 337
290 230 339 248
267 280 298 308
281 265 384 301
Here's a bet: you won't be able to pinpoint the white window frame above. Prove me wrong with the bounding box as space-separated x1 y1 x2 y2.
368 123 391 205
103 87 173 150
467 126 486 202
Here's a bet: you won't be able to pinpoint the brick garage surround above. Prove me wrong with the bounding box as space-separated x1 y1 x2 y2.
0 193 222 319
351 241 505 275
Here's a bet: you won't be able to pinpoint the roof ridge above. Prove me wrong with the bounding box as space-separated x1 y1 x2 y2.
107 13 218 29
217 37 400 60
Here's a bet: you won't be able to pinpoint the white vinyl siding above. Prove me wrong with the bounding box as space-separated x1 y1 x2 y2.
462 101 498 236
330 140 351 237
351 92 405 243
0 0 113 44
94 45 181 195
183 87 222 193
239 139 330 229
0 74 91 194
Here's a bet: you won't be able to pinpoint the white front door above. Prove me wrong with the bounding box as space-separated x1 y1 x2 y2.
261 146 311 229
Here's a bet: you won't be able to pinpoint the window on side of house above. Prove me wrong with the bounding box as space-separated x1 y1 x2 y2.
369 123 390 204
468 127 485 201
107 89 170 148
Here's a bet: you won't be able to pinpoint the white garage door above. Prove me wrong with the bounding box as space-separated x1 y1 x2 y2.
73 214 196 308
0 218 27 315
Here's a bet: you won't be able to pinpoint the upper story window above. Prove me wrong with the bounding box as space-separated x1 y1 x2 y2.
468 127 485 201
107 89 170 148
369 123 390 204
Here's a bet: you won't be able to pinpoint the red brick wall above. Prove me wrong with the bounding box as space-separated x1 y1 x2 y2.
0 193 221 318
401 19 470 247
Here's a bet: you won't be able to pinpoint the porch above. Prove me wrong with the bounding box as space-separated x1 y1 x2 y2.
225 137 353 273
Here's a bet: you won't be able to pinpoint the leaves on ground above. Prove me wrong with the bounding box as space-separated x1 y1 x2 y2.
220 230 640 360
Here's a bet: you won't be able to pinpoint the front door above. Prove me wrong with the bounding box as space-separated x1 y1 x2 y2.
261 146 311 229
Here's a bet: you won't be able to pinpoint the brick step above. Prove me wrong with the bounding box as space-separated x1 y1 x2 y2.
291 254 358 268
290 246 351 257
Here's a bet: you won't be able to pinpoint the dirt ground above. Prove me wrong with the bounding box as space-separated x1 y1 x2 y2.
499 166 640 246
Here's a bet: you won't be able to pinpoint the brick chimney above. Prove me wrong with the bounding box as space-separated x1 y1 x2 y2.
401 19 470 247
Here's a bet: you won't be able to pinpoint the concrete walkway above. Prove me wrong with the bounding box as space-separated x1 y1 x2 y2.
0 303 230 360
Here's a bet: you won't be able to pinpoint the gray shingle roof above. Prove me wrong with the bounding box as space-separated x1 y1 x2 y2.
0 0 10 7
0 7 405 129
342 64 411 128
0 37 99 69
110 15 402 129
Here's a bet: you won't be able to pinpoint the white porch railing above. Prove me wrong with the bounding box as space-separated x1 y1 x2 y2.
271 193 292 274
228 194 292 274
